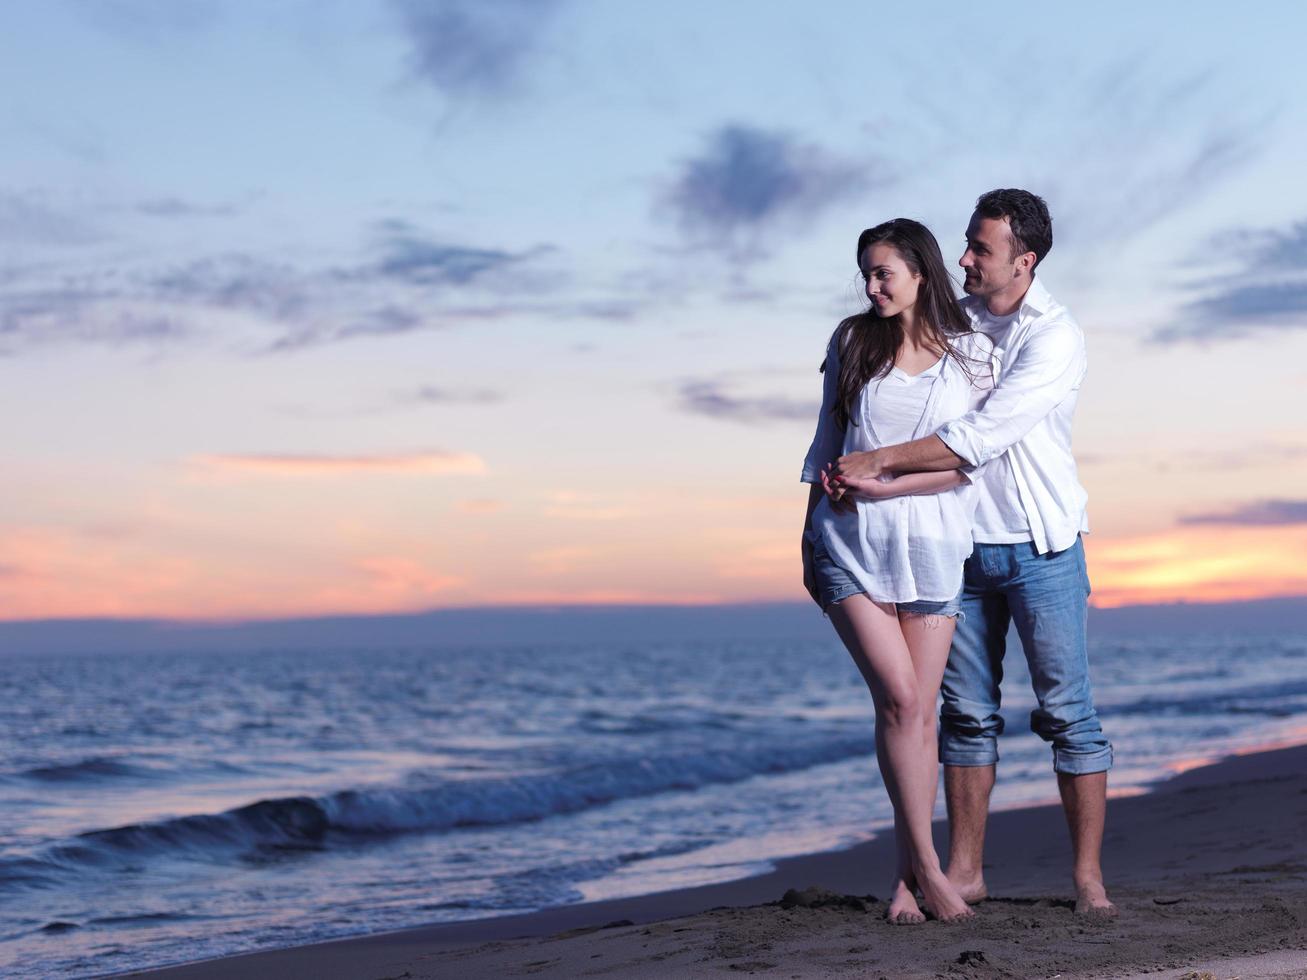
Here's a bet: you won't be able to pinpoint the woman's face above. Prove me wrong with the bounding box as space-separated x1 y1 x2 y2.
860 243 921 319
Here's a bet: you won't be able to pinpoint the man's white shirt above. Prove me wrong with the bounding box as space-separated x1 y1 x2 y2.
934 276 1090 555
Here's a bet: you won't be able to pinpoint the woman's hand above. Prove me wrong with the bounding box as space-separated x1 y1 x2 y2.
820 464 857 514
824 464 892 503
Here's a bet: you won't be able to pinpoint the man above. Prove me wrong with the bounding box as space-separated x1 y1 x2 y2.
831 188 1115 915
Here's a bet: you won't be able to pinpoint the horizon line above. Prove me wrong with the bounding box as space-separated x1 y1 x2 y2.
2 592 1305 629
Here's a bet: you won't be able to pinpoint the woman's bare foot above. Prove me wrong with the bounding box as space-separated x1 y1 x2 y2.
946 867 989 905
886 877 925 925
1075 877 1118 917
917 866 975 922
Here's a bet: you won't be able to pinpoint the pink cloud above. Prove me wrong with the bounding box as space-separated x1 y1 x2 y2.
189 451 487 476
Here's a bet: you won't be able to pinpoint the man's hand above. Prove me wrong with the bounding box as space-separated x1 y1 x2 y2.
831 449 888 486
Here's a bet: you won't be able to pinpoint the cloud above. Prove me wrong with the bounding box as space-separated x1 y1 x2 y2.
957 58 1274 253
390 0 565 101
401 385 504 405
136 197 238 219
365 220 551 287
354 556 461 597
0 191 103 246
0 281 194 355
1154 282 1307 342
664 125 875 250
676 379 818 426
1243 220 1307 270
150 254 310 321
1061 124 1258 243
189 451 487 476
1152 217 1307 342
0 217 572 355
1178 499 1307 527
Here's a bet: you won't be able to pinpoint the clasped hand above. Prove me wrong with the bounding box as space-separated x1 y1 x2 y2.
821 452 894 514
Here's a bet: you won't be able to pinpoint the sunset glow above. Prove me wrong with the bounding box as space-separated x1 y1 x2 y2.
1084 527 1307 608
189 452 487 477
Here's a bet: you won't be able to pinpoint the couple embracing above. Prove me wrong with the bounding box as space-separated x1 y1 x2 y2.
800 189 1114 923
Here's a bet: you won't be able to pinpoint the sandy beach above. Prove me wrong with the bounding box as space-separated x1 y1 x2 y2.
125 742 1307 979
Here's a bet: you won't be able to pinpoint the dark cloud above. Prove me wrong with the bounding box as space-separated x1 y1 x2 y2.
141 230 550 351
1152 216 1307 342
1249 221 1307 270
676 380 817 426
1154 282 1307 342
0 282 190 355
0 215 605 356
390 0 564 100
665 126 874 249
265 305 433 353
366 221 551 287
149 255 310 321
1179 499 1307 527
339 305 426 339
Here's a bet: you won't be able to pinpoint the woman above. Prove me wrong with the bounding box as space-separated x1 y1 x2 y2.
801 218 994 924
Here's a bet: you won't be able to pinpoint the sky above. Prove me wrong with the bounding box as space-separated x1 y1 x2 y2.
3 0 1307 621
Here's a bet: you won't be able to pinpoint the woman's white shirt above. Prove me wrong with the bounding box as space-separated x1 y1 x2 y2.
801 329 996 604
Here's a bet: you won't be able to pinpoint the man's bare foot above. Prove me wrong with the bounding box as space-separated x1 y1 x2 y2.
917 867 975 922
886 878 925 924
1075 878 1118 917
945 867 989 905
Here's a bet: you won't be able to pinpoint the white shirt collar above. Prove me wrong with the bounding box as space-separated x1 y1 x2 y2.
1018 276 1054 316
962 275 1054 322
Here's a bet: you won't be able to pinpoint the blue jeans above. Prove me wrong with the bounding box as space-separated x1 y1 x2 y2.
939 536 1113 776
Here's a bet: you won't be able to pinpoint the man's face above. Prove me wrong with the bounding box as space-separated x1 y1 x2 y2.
959 213 1025 297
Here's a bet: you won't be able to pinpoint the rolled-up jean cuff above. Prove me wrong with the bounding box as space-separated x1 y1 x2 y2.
938 739 1000 768
1051 744 1114 775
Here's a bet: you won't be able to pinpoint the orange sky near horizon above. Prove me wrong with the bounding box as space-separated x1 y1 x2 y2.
2 503 1305 622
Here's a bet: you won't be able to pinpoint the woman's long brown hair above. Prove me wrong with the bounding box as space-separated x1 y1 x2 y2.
825 219 978 430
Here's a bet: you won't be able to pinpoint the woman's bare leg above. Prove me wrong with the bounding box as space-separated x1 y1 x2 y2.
876 723 925 923
827 596 972 922
879 611 959 920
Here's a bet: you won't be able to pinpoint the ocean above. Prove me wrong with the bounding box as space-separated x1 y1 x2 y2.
1 629 1305 977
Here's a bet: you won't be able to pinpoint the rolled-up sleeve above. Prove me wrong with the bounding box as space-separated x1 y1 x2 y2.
800 331 846 483
935 320 1085 467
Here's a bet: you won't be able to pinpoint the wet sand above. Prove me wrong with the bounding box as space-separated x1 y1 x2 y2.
130 744 1307 979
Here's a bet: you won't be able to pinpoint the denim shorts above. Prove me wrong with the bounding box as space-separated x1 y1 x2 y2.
810 538 963 620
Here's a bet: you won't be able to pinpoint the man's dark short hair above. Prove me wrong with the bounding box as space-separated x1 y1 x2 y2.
975 188 1052 268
